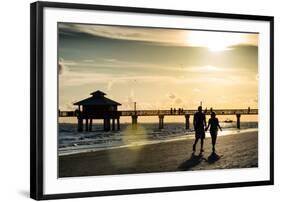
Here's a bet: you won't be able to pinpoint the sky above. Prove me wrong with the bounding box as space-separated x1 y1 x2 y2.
58 23 258 111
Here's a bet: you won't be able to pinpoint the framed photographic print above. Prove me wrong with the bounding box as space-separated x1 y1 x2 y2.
30 1 274 200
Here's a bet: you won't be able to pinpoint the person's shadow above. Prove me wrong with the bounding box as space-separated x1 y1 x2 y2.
207 152 221 164
178 153 204 171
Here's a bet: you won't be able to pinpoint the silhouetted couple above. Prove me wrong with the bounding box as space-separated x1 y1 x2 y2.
192 106 222 155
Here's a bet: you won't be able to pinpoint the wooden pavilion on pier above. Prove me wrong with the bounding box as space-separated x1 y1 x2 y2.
74 90 121 132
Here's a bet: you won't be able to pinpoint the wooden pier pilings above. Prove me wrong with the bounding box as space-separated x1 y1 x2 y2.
131 115 138 129
185 114 190 130
236 114 241 129
77 116 120 132
159 115 164 129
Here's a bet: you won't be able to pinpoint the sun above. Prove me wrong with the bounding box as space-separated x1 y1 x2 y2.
207 42 229 52
185 31 244 52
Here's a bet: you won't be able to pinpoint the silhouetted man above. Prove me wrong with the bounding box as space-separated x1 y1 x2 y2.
193 106 206 154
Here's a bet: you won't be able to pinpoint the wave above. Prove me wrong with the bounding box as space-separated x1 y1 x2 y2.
58 122 258 156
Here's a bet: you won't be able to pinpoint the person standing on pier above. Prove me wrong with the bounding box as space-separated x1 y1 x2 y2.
192 106 206 155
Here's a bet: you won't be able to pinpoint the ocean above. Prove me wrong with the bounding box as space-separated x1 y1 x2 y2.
58 121 258 156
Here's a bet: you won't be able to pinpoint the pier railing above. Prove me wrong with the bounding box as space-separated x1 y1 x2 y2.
59 109 258 117
119 109 258 116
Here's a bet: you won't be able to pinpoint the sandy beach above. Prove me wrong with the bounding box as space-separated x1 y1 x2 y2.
59 130 258 177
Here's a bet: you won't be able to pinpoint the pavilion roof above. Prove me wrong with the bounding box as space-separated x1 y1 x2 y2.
74 90 121 106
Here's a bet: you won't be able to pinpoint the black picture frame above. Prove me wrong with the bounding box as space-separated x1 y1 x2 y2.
30 1 274 200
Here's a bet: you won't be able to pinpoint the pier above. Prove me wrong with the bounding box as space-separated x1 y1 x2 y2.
59 90 258 132
59 108 258 131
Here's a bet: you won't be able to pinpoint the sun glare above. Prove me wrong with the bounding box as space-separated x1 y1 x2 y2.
185 31 245 52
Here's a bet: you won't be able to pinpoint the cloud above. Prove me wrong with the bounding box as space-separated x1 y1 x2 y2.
58 58 70 75
70 57 168 73
167 93 176 100
59 23 186 46
107 81 114 91
59 65 255 88
58 59 179 87
59 23 258 48
58 53 257 90
192 88 201 93
103 58 119 63
129 88 135 101
165 92 184 106
174 98 183 104
186 31 258 51
119 88 136 110
185 65 223 73
83 59 95 63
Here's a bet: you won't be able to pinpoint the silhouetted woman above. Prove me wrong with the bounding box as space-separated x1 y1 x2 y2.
205 112 222 153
